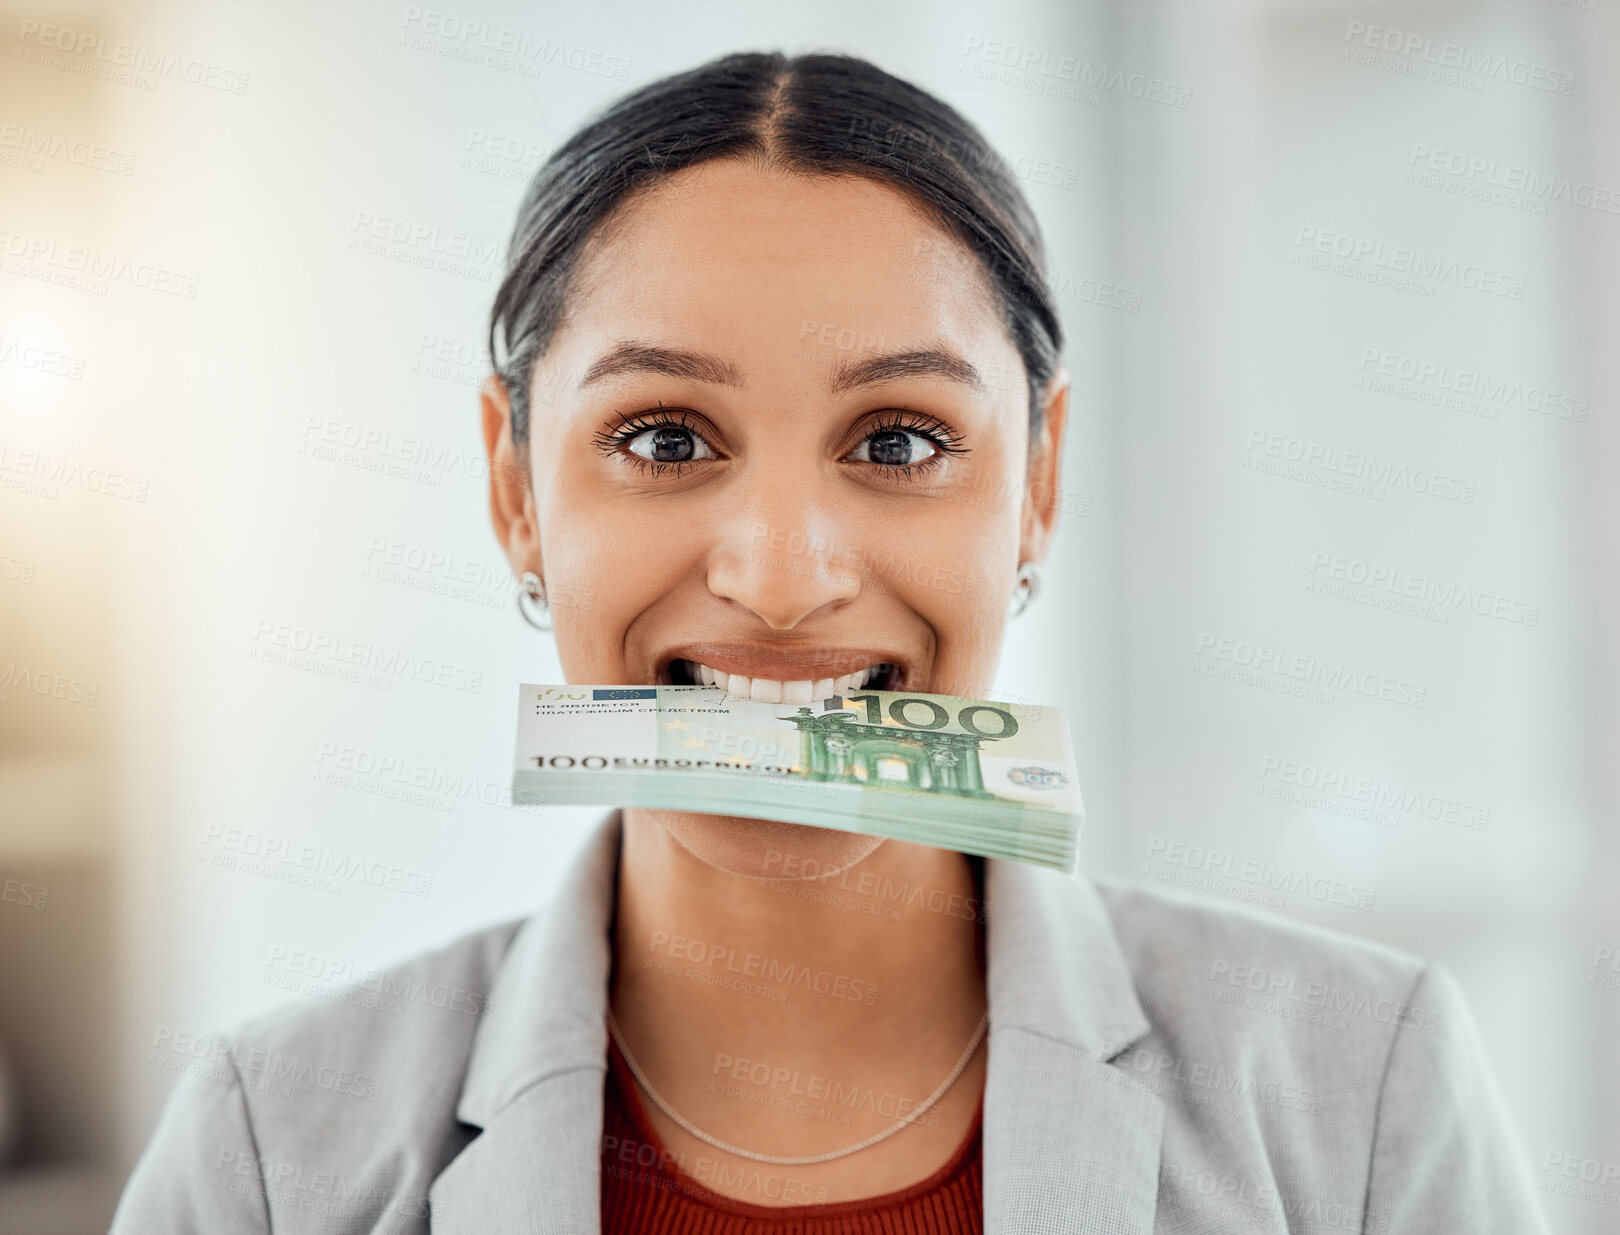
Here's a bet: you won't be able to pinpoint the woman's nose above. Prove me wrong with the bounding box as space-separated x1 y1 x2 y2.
705 506 864 631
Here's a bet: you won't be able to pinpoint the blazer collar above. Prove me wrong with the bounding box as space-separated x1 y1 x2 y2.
430 810 1163 1233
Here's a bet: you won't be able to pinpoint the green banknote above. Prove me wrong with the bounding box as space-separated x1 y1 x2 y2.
511 684 1082 872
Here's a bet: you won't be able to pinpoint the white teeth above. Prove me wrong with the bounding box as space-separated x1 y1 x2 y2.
687 661 887 703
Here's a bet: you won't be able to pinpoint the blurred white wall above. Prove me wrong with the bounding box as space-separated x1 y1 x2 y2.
1094 10 1617 1232
1 1 1614 1231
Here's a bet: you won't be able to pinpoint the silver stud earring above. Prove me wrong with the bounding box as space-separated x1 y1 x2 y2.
1010 561 1041 618
516 570 552 632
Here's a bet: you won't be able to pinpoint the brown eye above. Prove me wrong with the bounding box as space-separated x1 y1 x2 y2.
850 427 940 467
625 425 717 464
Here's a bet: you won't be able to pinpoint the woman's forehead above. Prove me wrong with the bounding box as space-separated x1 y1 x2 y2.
567 159 1008 350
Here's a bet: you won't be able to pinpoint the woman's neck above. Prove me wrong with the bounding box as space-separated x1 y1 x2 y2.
608 808 988 1164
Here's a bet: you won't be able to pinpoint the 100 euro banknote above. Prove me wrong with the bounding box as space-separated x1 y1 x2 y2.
512 683 1083 872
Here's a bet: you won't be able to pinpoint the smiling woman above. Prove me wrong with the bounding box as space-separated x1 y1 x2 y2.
111 50 1550 1235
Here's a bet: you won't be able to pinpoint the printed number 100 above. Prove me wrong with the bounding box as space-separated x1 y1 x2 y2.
846 694 1019 738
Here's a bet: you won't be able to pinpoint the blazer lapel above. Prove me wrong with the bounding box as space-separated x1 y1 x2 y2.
981 858 1165 1232
428 1069 606 1235
429 811 624 1235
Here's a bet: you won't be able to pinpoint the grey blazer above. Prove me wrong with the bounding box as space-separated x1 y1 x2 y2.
111 809 1549 1233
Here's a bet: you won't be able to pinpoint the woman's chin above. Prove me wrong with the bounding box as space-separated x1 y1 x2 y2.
633 806 888 880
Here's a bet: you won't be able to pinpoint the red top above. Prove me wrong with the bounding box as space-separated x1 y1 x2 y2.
600 1033 984 1234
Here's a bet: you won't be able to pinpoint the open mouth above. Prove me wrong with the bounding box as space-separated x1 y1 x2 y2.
660 657 902 703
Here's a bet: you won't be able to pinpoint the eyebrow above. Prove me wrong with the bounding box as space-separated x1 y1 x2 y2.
576 340 985 394
578 342 741 390
829 348 985 395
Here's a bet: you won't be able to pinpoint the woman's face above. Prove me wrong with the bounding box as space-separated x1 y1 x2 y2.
484 157 1068 876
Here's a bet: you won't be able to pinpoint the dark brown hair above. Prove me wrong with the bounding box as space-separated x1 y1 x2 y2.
489 50 1063 459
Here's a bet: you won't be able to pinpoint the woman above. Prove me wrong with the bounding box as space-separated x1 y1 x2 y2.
112 51 1548 1234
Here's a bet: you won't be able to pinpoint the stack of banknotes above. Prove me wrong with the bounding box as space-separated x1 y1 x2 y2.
511 683 1082 873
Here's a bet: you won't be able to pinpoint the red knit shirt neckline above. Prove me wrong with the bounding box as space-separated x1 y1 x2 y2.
603 1028 985 1219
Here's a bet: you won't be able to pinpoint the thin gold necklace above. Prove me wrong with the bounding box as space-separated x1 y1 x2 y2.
604 1006 990 1166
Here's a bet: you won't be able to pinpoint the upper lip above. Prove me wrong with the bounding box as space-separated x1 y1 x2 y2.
654 643 908 687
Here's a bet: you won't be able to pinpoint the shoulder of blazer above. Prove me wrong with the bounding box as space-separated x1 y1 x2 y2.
1089 872 1426 1004
1085 873 1439 1191
1080 874 1551 1232
221 915 528 1217
1087 871 1434 1057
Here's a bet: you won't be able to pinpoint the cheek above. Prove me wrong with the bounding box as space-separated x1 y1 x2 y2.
536 477 707 671
889 468 1023 644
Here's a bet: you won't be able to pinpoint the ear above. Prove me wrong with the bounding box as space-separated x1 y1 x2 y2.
481 375 543 577
1018 364 1072 567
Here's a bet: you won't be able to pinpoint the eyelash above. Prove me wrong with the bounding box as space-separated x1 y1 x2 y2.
591 404 970 482
589 405 708 479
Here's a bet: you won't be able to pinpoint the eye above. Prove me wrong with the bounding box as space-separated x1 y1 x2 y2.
845 410 970 477
849 427 940 467
591 406 721 474
625 423 717 464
